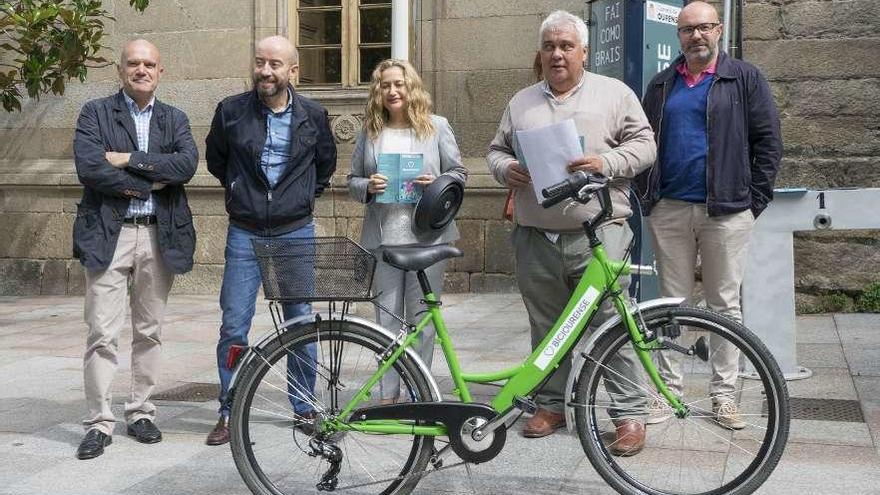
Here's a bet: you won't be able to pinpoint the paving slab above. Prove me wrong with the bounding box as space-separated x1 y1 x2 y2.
752 443 880 495
795 315 840 344
785 367 859 400
796 342 847 369
786 418 874 448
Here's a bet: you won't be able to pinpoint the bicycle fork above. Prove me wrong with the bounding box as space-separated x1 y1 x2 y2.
612 294 689 418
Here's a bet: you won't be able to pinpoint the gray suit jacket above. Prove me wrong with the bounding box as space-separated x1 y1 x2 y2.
347 114 467 249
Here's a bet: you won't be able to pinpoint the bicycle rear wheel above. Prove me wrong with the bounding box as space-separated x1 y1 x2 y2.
230 319 436 495
574 306 789 495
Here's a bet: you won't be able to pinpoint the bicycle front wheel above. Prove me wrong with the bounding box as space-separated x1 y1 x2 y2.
574 306 789 495
230 319 436 495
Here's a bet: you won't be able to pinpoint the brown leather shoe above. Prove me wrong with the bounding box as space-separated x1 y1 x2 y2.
294 410 318 437
522 408 565 438
206 416 230 446
609 419 646 457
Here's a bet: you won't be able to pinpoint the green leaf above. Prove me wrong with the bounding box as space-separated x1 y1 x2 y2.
59 9 73 25
130 0 150 14
0 0 151 111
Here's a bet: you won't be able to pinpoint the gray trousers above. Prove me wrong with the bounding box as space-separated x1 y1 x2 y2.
647 199 754 400
371 247 447 400
513 223 646 419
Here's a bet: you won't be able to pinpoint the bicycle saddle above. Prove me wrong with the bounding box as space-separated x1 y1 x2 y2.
382 244 462 272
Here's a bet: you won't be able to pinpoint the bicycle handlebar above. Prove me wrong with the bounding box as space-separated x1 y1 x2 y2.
540 171 608 209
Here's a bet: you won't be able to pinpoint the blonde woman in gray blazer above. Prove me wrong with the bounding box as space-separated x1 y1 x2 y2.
347 59 467 403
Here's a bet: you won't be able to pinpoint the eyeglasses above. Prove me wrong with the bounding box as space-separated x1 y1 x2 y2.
677 22 721 36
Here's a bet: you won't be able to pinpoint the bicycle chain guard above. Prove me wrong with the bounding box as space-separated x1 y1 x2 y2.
349 401 507 464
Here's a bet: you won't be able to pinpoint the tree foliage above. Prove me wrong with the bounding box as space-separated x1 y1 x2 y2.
0 0 150 112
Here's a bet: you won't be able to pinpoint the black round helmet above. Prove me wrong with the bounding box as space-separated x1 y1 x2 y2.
412 174 464 234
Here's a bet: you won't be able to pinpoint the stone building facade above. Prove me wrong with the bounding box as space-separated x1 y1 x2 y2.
0 0 878 307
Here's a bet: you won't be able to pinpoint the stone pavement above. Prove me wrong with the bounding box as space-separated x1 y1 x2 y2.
1 293 879 495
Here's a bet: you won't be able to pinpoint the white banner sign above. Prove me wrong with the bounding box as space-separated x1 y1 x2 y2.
646 1 681 25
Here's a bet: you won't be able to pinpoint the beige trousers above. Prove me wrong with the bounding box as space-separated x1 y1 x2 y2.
647 199 754 399
83 224 174 434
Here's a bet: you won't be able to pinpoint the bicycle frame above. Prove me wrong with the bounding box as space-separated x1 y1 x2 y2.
332 240 686 437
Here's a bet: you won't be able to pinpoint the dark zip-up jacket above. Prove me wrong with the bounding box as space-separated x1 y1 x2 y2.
72 91 198 273
206 86 337 236
639 51 782 218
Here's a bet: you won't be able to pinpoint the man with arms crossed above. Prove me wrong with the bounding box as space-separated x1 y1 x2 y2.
73 39 198 459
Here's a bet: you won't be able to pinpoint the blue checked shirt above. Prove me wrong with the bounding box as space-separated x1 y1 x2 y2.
123 91 155 217
260 88 294 188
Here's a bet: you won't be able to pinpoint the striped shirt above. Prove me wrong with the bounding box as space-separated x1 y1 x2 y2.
123 91 155 217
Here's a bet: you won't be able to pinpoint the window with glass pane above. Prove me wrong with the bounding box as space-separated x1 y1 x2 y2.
298 1 342 84
294 0 393 87
359 1 391 83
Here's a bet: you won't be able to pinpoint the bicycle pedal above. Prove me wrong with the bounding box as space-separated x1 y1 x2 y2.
429 449 444 469
513 396 538 415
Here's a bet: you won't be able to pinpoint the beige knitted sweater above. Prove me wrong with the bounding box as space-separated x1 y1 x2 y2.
487 71 656 232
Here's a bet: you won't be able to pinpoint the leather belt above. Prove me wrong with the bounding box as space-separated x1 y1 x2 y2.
122 215 158 226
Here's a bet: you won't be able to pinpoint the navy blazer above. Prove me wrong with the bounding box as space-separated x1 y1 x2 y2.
205 87 337 236
72 90 198 273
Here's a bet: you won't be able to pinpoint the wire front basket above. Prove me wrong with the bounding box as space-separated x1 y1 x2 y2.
252 237 376 302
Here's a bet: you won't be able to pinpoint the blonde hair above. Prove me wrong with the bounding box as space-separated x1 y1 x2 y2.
364 59 435 141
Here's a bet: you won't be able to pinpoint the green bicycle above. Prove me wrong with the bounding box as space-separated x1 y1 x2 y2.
227 172 790 495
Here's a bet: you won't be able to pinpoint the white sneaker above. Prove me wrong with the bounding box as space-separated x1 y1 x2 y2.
713 400 747 430
646 397 673 425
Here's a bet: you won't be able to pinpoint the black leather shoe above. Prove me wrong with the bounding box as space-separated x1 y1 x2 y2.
127 418 162 444
76 429 112 460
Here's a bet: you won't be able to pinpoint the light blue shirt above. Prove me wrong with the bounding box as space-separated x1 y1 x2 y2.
122 91 155 217
260 89 294 188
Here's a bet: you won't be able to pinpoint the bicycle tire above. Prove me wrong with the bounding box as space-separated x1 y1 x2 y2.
230 319 436 495
574 306 790 495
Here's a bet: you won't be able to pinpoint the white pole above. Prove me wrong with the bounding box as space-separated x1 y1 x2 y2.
722 0 732 53
391 0 409 60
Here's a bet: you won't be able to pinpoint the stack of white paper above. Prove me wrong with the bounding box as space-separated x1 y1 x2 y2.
515 119 583 203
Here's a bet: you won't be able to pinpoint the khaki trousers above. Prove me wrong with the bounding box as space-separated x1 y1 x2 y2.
647 199 754 399
83 224 174 434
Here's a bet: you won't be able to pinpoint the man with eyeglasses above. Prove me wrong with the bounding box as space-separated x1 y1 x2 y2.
639 1 782 429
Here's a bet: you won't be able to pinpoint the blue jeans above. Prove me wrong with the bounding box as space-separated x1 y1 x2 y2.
217 222 317 417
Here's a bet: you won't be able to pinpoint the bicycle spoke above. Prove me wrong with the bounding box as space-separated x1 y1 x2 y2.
575 307 789 495
231 321 435 495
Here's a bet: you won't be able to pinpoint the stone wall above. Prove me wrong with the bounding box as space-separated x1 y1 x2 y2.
743 0 880 309
1 0 879 304
409 0 588 292
0 0 257 295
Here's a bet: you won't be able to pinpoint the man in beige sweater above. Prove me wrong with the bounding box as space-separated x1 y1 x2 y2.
487 11 656 455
